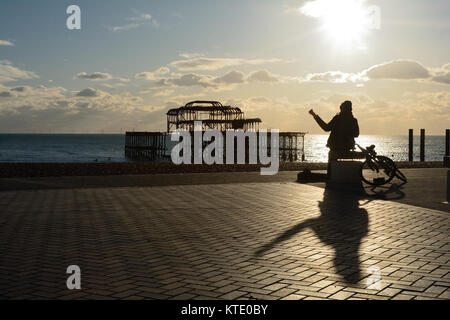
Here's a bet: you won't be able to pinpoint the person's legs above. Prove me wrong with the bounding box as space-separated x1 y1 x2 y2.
327 150 334 180
327 150 341 180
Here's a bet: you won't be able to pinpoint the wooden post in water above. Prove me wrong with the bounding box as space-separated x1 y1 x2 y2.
420 129 425 162
446 129 449 157
445 129 450 168
408 129 413 161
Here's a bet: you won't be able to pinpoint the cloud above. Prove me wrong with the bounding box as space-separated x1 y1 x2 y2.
76 88 100 97
0 40 14 47
109 23 140 32
103 83 127 88
212 70 245 84
224 96 305 131
11 86 28 92
0 91 12 98
108 11 158 32
304 71 366 83
299 59 449 85
135 72 156 80
170 57 281 71
430 63 450 84
164 73 215 88
179 52 205 59
246 70 279 82
156 69 279 90
152 89 174 97
363 60 430 80
0 83 167 133
0 61 38 83
155 67 170 75
135 67 170 80
431 73 450 84
76 72 113 81
129 13 153 21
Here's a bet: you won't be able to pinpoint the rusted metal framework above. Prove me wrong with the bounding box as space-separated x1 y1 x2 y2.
166 101 261 132
125 100 306 162
125 132 168 160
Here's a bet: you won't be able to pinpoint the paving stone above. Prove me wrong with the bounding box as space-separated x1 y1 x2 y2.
329 290 354 300
0 182 448 300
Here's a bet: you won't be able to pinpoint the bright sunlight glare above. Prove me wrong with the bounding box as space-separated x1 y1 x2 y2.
300 0 375 49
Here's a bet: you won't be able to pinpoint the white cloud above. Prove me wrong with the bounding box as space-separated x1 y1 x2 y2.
0 61 38 83
246 70 279 83
299 60 449 85
430 62 450 84
129 13 152 21
304 71 366 83
135 67 170 80
170 57 282 71
432 73 450 84
0 83 166 133
162 73 215 88
103 83 127 88
179 52 205 59
155 69 280 90
363 60 430 80
109 23 140 32
0 40 14 47
108 11 158 32
153 89 174 97
155 67 170 75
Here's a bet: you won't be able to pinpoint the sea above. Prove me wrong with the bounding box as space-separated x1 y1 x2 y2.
0 134 446 163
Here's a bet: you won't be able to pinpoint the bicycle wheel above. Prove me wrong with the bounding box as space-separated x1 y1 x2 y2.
395 167 407 183
360 156 396 186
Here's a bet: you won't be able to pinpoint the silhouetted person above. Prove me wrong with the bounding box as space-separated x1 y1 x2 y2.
309 101 359 178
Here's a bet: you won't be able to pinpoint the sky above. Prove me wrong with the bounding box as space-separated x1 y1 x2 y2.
0 0 449 134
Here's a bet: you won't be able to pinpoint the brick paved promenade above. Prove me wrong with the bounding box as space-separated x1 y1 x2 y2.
0 180 448 300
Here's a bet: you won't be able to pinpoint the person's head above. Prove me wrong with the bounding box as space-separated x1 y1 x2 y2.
340 100 352 115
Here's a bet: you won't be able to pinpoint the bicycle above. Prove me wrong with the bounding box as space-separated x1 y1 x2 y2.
357 144 407 186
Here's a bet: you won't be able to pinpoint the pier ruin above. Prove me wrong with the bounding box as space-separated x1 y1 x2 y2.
125 100 306 162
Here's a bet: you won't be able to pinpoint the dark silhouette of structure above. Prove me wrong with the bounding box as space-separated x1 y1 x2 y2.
166 100 262 132
125 100 306 162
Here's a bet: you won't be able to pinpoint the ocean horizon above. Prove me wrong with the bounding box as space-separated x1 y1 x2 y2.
0 133 446 164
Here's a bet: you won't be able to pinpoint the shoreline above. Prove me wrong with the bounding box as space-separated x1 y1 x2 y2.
0 161 445 178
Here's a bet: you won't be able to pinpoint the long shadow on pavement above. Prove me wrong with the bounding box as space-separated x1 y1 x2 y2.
255 182 405 284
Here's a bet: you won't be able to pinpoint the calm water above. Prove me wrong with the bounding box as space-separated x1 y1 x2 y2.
305 135 446 162
0 134 446 163
0 134 126 163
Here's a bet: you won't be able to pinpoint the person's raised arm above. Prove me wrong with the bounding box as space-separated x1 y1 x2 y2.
309 109 332 132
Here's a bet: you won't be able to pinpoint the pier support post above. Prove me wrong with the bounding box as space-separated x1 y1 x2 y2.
446 129 450 156
445 129 450 168
420 129 425 162
409 129 413 162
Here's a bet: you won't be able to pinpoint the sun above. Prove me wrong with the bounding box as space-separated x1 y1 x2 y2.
301 0 374 49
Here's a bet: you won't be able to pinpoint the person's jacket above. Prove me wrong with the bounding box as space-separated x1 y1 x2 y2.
314 113 359 151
